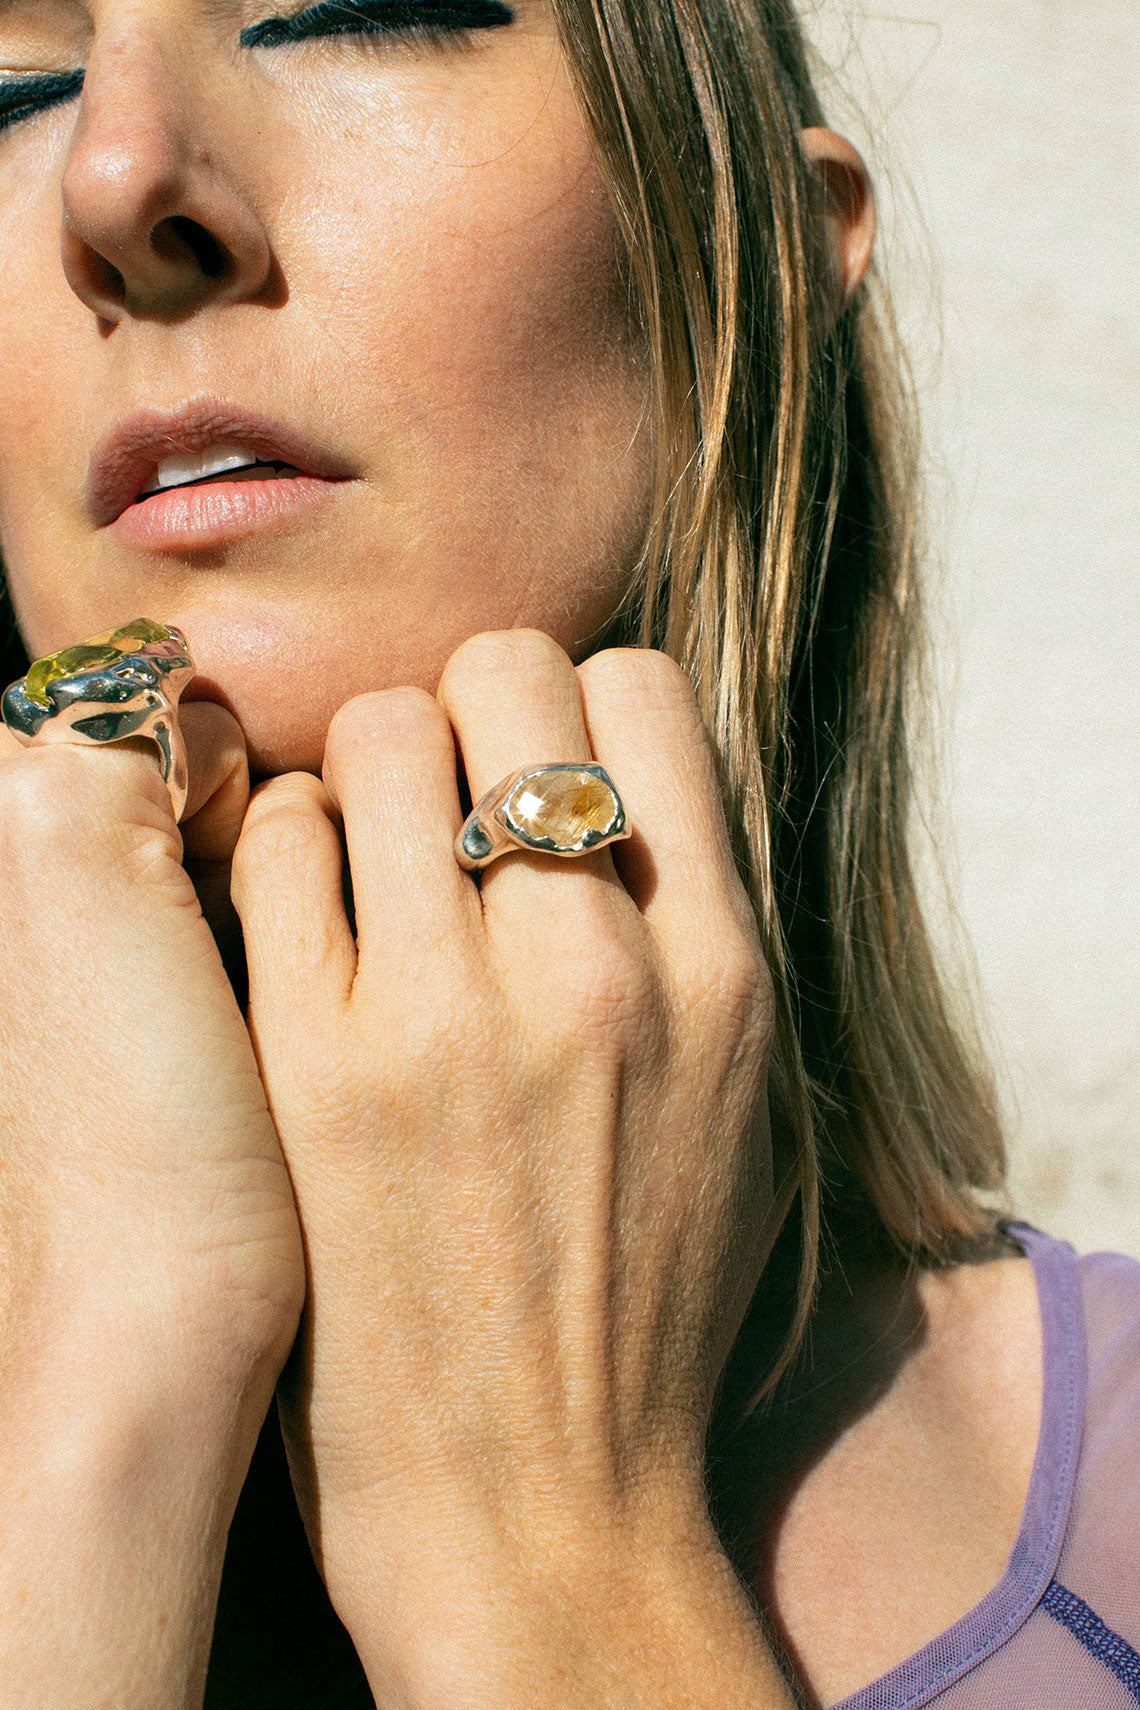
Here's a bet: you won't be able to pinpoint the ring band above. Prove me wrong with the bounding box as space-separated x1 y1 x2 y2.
1 619 195 822
456 762 630 873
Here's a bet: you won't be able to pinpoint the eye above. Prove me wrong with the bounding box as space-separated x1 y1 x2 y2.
240 0 514 50
0 69 83 137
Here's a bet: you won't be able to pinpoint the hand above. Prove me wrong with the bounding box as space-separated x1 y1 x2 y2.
0 707 303 1708
232 632 788 1707
0 703 303 1376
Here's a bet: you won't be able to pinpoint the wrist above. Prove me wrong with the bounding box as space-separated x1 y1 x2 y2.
332 1501 794 1710
3 1200 300 1409
0 1351 271 1710
0 1255 285 1533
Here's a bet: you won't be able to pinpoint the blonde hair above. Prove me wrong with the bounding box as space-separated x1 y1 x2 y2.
551 0 1006 1376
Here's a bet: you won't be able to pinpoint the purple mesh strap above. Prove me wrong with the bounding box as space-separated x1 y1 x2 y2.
1041 1581 1140 1704
831 1223 1087 1710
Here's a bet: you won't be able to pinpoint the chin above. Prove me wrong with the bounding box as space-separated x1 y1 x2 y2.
226 690 342 782
173 602 409 779
180 664 342 779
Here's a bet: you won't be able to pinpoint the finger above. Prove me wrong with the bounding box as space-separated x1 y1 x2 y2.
575 649 758 952
0 699 248 859
231 771 357 1032
178 701 250 864
319 687 478 981
436 629 626 917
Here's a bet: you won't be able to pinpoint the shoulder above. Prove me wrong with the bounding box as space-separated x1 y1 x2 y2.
1073 1243 1140 1469
1019 1227 1140 1424
1027 1235 1140 1658
1076 1244 1140 1350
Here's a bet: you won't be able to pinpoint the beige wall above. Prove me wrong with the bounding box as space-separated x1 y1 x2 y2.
801 2 1140 1255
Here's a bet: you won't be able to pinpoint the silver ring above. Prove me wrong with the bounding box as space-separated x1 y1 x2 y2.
456 762 631 873
1 619 195 822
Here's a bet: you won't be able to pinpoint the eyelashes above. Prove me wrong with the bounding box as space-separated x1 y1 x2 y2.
0 69 84 135
239 0 515 49
0 1 512 138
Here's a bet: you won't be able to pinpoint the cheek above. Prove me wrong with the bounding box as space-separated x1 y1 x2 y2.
0 142 103 606
288 62 631 383
286 80 652 582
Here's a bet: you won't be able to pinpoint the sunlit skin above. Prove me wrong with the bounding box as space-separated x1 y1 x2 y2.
0 0 651 777
0 4 1042 1708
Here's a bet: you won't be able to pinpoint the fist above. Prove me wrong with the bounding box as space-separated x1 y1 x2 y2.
231 632 776 1659
0 703 303 1417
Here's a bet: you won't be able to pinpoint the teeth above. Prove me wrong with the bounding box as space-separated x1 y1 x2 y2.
153 445 259 491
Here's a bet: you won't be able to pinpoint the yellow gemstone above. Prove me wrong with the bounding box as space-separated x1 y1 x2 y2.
22 620 173 708
108 619 172 648
503 768 620 850
24 643 120 709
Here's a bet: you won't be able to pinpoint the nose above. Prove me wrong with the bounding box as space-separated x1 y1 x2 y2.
59 29 273 322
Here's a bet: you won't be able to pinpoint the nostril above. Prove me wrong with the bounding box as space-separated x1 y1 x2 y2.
150 214 229 281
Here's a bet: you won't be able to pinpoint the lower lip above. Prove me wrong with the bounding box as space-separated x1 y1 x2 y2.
108 474 343 551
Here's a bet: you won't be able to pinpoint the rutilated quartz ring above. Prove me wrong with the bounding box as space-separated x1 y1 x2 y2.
455 762 631 873
1 619 195 822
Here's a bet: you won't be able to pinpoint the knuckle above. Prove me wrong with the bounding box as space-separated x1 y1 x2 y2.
234 776 325 869
441 628 568 704
325 686 450 764
396 1001 479 1088
265 1037 359 1133
304 994 479 1140
0 745 161 863
579 958 656 1039
549 917 658 1042
710 930 775 1038
578 645 697 712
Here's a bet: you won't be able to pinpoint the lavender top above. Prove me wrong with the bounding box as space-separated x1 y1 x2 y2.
832 1222 1140 1709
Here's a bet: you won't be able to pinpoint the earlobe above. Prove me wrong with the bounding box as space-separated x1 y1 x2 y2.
799 127 876 307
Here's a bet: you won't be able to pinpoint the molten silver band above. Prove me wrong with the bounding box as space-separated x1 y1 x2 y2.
1 620 195 822
456 762 630 874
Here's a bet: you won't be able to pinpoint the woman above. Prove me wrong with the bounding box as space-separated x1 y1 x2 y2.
0 2 1134 1706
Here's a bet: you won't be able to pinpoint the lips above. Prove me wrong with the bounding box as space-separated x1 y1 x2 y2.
88 400 354 527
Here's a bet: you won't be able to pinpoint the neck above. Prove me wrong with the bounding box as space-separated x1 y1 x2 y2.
707 1221 923 1584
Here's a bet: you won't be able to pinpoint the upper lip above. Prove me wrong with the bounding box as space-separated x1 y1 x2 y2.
88 400 354 526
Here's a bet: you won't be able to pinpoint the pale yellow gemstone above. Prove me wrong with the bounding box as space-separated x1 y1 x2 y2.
22 620 175 708
504 769 619 849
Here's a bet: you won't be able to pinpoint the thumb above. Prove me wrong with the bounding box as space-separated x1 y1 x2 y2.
178 700 251 866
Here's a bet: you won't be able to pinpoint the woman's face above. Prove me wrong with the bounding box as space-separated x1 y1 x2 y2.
0 0 651 775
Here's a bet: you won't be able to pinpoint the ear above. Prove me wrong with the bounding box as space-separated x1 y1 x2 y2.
799 127 876 307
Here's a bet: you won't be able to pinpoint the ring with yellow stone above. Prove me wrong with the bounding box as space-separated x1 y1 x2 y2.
456 762 630 872
1 619 195 821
